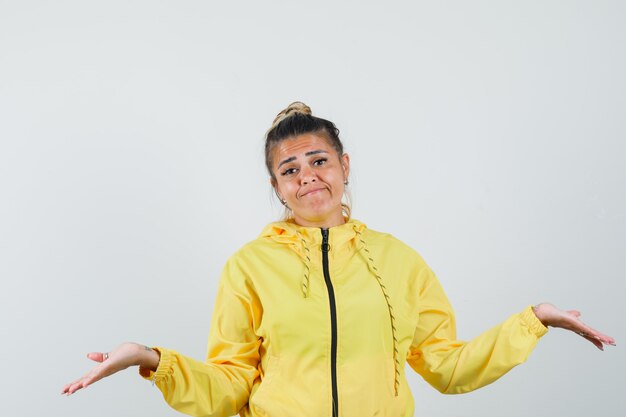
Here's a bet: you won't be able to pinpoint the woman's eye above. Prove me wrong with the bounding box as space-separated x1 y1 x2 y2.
281 167 297 176
313 158 328 166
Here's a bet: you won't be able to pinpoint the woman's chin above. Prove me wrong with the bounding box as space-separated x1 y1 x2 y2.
295 204 343 226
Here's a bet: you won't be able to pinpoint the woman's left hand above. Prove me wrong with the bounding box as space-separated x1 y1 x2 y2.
532 303 616 350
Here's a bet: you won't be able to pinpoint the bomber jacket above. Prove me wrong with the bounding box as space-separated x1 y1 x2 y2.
140 218 548 417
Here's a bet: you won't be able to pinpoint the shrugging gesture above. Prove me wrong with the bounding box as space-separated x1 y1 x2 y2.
61 102 617 417
61 304 615 397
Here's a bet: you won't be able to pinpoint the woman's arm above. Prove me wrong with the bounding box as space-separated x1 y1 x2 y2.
62 257 263 417
406 266 615 394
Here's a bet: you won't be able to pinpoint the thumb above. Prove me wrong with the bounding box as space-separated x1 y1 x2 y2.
87 352 107 363
566 310 582 318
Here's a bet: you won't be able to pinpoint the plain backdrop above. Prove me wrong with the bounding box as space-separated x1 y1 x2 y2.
1 1 624 416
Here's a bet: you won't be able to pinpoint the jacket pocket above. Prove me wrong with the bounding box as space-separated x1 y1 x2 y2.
249 354 280 416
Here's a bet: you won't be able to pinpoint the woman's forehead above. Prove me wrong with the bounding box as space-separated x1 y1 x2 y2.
272 134 335 162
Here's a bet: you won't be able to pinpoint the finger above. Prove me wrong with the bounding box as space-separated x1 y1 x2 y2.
590 328 616 345
64 350 116 395
65 363 108 395
566 310 581 318
581 333 604 350
573 323 616 346
574 324 617 349
592 332 616 346
62 377 84 394
67 369 102 395
87 352 107 363
67 383 82 395
66 379 87 395
63 367 97 394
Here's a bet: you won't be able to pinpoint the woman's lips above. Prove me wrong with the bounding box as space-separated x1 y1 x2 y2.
300 188 326 197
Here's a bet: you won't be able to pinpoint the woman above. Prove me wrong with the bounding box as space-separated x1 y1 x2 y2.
62 102 615 417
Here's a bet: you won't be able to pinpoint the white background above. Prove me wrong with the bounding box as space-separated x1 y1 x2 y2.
1 1 624 416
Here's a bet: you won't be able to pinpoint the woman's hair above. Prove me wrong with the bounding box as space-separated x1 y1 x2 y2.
265 102 344 180
265 101 351 219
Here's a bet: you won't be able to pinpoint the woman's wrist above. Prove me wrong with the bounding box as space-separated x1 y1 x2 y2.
532 303 550 326
136 344 160 372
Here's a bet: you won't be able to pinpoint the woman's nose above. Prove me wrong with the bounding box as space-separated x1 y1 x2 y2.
299 165 317 184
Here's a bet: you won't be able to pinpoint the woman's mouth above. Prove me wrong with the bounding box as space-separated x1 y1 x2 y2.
300 188 326 197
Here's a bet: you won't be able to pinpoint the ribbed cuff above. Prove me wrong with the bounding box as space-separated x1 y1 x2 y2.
139 347 173 383
520 305 549 337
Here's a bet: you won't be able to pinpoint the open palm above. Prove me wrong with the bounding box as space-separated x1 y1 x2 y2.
61 342 159 396
532 303 616 350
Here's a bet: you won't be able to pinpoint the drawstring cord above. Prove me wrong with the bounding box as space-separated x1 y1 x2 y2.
295 230 312 298
354 226 400 397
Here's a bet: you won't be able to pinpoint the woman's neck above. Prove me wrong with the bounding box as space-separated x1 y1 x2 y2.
292 211 346 229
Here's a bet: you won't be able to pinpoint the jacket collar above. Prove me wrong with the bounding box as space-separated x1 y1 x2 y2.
259 217 367 249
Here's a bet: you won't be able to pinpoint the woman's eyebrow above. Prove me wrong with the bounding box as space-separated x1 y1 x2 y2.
305 150 328 157
278 156 296 168
277 150 328 168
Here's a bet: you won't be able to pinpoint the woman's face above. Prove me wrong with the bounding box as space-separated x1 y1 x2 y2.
271 133 350 228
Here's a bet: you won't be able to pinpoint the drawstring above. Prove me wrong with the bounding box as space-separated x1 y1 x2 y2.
354 226 400 397
295 230 312 298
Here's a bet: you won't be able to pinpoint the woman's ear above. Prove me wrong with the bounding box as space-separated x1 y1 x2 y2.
341 153 350 180
271 178 284 202
270 177 277 192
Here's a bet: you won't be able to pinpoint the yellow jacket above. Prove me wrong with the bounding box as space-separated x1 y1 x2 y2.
141 218 548 417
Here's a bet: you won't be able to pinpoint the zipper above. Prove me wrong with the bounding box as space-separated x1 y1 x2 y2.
321 228 339 417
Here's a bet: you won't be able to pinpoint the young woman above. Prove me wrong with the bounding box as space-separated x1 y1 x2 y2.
62 102 615 417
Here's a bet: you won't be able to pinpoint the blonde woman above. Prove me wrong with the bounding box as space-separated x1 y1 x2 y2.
63 102 615 417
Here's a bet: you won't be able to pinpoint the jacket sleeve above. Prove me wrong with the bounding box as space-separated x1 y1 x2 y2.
139 258 261 417
406 265 548 394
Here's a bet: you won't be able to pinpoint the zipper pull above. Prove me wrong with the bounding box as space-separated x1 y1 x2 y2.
321 228 331 252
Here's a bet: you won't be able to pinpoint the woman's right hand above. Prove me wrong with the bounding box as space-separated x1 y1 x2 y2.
61 342 160 396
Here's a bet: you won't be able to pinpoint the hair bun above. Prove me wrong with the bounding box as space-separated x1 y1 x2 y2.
271 101 312 129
